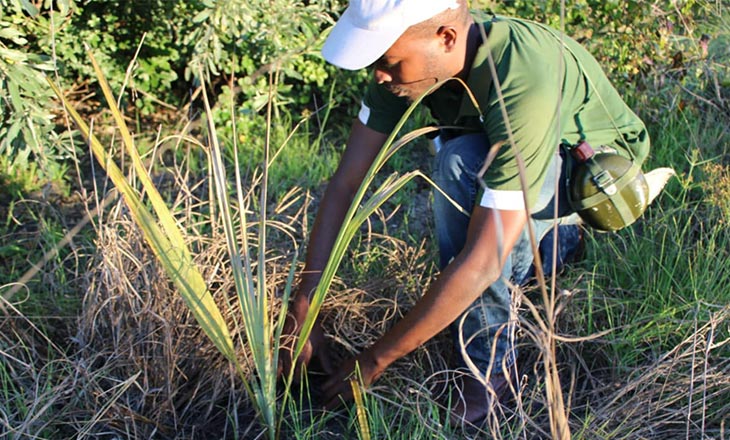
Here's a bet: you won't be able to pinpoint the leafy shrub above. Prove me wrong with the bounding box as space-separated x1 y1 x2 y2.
185 0 366 193
489 1 723 111
44 0 200 113
1 0 368 195
0 0 76 193
41 0 364 119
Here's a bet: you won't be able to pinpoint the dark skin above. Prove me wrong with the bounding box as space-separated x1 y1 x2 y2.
279 13 524 409
278 119 387 381
321 207 527 407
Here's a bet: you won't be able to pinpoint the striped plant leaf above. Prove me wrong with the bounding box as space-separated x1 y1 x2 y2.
46 75 237 365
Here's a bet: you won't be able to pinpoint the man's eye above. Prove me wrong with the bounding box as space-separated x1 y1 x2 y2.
373 59 398 70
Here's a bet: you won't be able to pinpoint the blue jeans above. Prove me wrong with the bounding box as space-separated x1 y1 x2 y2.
431 134 581 376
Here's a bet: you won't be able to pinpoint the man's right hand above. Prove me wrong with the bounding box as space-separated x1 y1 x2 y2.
277 296 334 382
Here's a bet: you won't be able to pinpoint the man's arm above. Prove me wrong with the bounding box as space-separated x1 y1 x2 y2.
279 118 388 377
321 205 528 406
296 119 388 301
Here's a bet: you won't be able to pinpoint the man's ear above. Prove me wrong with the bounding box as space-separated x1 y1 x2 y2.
437 26 458 52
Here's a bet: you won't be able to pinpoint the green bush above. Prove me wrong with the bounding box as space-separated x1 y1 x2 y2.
1 0 369 195
43 0 199 113
42 0 363 118
0 0 75 193
483 1 722 112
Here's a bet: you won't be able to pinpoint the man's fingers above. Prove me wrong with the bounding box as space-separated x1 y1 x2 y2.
322 378 353 410
315 346 336 375
306 322 335 374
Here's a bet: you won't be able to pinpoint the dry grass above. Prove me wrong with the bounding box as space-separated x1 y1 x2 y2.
2 164 729 440
74 216 244 438
585 306 729 439
1 171 305 438
0 301 76 439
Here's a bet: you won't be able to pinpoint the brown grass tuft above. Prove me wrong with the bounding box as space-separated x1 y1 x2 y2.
73 213 250 438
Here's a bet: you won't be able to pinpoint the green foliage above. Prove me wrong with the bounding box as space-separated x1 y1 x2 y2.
188 0 367 185
45 0 198 113
575 195 729 371
491 0 708 75
485 1 722 114
1 0 366 195
186 0 345 108
0 0 74 192
206 80 345 200
40 0 365 118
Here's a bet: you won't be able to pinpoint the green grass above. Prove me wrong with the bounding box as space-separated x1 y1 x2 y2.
574 205 727 369
563 103 730 371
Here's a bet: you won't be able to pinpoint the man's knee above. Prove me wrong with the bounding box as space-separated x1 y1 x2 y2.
433 133 489 185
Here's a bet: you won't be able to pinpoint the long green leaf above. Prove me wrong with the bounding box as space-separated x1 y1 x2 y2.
200 70 291 438
85 49 191 253
46 76 237 363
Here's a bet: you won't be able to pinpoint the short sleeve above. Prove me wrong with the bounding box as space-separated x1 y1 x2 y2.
478 35 564 210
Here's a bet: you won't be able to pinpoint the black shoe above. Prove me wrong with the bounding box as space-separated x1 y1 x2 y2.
449 371 514 426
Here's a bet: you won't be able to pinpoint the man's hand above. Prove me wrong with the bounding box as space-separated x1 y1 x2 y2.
278 297 334 382
321 349 383 409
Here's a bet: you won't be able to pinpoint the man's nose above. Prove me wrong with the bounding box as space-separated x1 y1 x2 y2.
374 68 392 84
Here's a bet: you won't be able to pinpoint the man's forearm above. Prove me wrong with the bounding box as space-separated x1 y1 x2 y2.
367 253 499 372
295 119 387 304
366 207 528 373
296 182 355 302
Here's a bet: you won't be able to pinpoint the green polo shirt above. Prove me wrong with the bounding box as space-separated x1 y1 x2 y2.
359 15 649 210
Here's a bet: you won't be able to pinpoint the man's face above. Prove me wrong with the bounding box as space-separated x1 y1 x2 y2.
372 30 454 102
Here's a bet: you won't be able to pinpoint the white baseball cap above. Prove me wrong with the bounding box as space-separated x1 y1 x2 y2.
322 0 461 70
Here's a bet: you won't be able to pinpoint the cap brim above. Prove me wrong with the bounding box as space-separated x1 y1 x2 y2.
322 7 404 70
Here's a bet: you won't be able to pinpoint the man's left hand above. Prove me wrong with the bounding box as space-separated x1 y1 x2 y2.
321 349 383 409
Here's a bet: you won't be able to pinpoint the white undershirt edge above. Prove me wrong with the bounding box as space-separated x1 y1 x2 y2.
358 101 371 126
480 189 526 211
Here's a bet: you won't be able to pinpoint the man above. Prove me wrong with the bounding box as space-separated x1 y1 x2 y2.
280 0 650 423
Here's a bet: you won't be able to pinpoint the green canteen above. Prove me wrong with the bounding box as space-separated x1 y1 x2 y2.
569 148 649 232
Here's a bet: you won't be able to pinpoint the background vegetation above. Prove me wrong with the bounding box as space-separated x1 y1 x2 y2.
1 0 728 438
